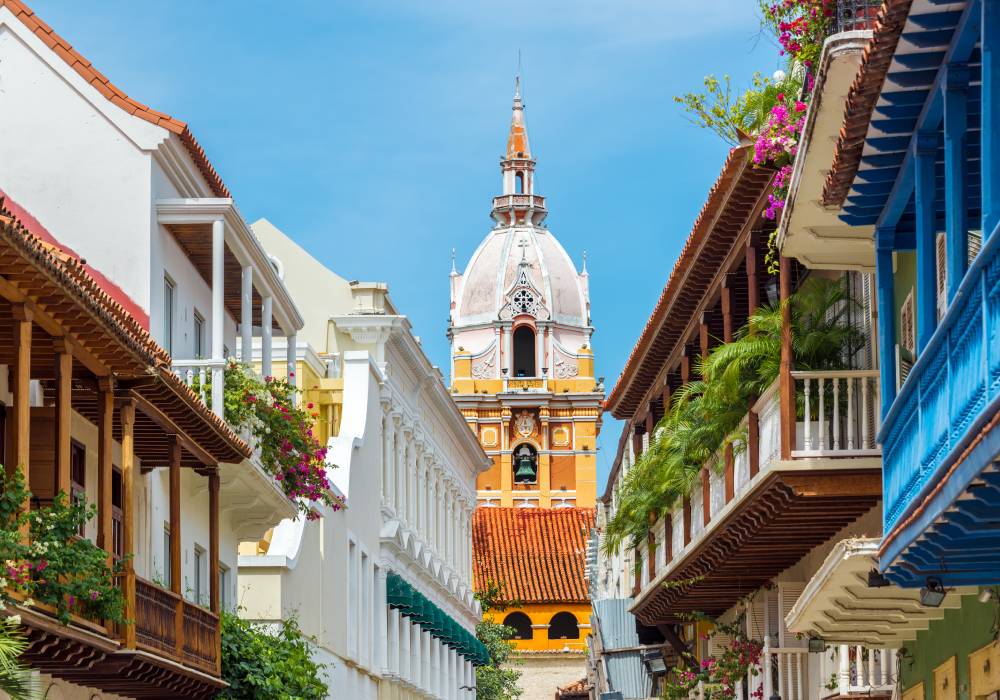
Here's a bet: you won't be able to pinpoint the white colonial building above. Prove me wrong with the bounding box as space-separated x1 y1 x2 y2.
239 220 490 700
0 2 304 697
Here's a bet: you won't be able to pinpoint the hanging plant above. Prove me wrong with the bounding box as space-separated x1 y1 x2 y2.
0 470 127 626
223 360 342 520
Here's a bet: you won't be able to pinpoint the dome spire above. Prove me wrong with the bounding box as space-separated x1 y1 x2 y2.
506 74 531 160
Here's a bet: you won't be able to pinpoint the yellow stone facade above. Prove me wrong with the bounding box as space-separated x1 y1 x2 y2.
451 347 600 509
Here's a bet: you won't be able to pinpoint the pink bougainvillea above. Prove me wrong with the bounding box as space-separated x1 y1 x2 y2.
224 359 342 520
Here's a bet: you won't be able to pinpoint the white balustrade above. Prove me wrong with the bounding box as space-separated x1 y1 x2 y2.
709 468 726 518
819 644 896 696
791 370 881 457
690 492 704 539
172 359 227 410
763 643 809 700
755 383 782 470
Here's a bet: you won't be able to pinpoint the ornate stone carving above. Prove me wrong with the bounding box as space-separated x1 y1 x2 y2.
514 410 536 438
471 348 496 379
554 356 579 379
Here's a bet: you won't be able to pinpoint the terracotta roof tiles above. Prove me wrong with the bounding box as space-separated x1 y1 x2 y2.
822 0 913 206
1 0 231 198
473 507 594 604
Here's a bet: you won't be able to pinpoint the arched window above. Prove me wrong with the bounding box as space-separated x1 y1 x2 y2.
512 443 538 484
548 611 580 640
503 612 533 640
515 171 525 194
512 326 535 377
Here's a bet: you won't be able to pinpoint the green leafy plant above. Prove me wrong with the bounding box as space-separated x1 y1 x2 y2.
474 581 522 700
222 360 342 519
603 276 862 556
674 71 804 147
218 609 327 700
0 617 39 700
0 469 127 626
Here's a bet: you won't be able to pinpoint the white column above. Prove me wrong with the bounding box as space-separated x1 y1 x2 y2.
400 617 411 682
376 569 388 673
211 218 225 416
415 453 425 535
261 295 273 378
240 265 253 364
388 608 400 676
395 431 406 518
286 332 297 403
411 623 421 686
536 324 545 377
407 445 417 525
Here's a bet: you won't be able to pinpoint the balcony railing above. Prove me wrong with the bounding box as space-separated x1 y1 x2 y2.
135 576 219 675
491 194 547 211
820 644 896 697
644 369 880 582
791 370 880 458
881 222 1000 532
172 358 226 414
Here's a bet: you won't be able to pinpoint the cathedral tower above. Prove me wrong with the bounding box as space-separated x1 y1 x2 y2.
449 78 603 510
455 80 603 660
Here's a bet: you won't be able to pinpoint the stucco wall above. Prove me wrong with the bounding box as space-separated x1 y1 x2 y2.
513 652 588 700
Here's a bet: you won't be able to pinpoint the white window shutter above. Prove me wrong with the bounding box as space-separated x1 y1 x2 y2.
969 229 983 264
900 289 916 355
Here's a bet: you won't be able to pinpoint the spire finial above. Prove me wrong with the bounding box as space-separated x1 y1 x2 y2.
451 248 457 274
582 250 588 274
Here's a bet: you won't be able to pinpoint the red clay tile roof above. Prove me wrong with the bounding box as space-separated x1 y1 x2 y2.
473 507 595 604
556 678 590 699
605 146 774 419
1 0 230 198
822 0 913 206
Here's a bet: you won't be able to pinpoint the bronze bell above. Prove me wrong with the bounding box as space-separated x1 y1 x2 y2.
514 454 536 481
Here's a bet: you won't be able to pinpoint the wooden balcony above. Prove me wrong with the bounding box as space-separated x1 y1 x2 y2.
15 577 222 698
135 577 220 676
631 373 882 626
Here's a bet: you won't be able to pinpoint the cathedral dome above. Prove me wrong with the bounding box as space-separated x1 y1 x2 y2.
453 227 587 328
450 78 590 332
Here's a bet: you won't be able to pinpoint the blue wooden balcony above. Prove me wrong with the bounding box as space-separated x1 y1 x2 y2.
838 0 1000 586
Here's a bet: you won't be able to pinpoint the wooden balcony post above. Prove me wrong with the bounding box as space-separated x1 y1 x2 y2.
97 378 114 555
701 468 711 526
680 355 690 385
722 286 735 501
54 339 72 497
664 518 673 562
168 436 184 657
683 497 691 546
209 470 220 614
10 305 31 537
209 468 221 675
748 408 760 478
119 399 137 649
747 244 759 316
779 256 795 460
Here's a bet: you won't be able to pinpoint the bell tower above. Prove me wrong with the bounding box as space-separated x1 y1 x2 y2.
447 79 603 510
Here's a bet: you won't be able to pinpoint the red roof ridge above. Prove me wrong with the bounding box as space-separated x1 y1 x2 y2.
821 0 913 207
1 0 231 199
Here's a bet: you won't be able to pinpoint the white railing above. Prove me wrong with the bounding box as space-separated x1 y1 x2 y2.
819 645 896 697
756 382 782 470
172 358 226 415
792 370 880 457
671 509 684 562
763 645 809 700
690 491 704 539
709 469 726 518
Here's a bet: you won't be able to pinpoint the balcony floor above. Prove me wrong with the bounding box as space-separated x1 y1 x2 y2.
632 468 881 625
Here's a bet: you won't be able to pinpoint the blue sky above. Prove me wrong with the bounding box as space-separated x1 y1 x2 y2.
33 1 779 491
